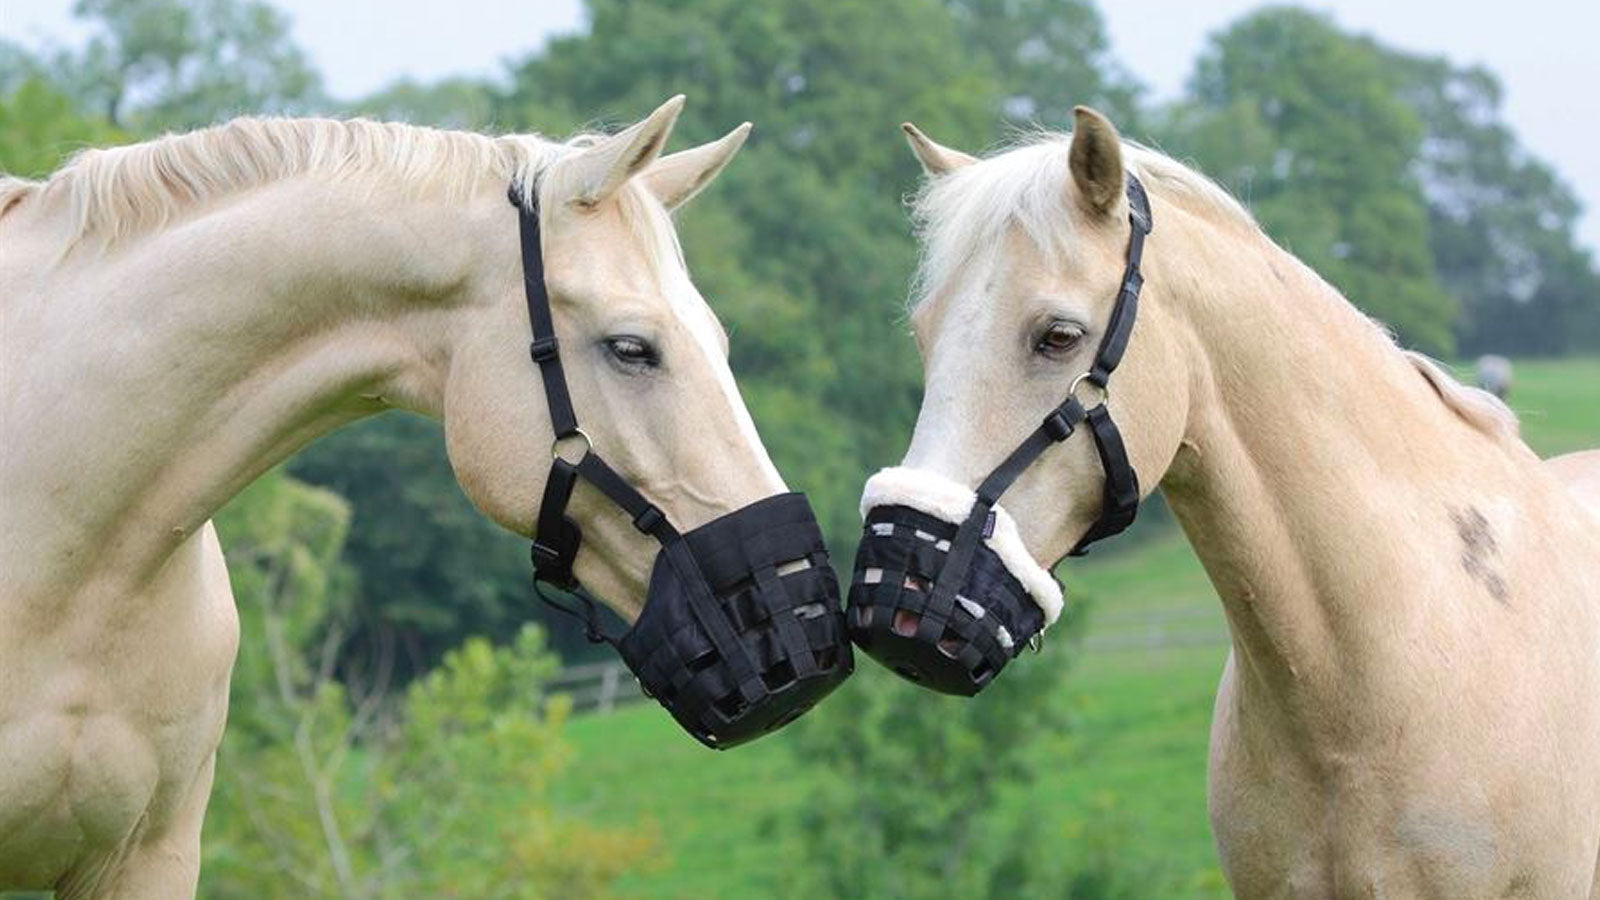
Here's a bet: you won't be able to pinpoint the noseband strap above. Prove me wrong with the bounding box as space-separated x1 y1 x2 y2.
977 173 1151 556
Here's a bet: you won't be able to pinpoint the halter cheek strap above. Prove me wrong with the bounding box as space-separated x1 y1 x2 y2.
511 185 680 641
973 173 1152 557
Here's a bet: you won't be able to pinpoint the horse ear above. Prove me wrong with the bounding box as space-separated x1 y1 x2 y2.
564 95 686 206
1068 106 1124 215
641 121 752 211
902 122 975 176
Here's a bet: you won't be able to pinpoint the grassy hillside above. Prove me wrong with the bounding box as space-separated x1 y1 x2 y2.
553 357 1598 899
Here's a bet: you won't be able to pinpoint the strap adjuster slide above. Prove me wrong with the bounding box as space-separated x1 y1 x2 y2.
632 505 666 534
530 336 560 362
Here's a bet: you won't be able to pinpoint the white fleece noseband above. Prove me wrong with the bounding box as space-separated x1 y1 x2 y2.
859 466 1064 627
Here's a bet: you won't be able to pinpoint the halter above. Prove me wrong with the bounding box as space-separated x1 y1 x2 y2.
510 183 678 637
507 184 854 749
976 172 1150 556
844 174 1152 694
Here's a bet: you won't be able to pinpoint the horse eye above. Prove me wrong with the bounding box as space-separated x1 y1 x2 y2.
605 335 659 368
1034 322 1083 356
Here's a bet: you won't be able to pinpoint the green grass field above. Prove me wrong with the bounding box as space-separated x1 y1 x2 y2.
553 357 1598 899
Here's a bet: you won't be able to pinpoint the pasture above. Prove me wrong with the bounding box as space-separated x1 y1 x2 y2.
551 356 1600 899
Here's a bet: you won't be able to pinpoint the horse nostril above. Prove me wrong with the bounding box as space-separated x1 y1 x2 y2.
892 609 921 637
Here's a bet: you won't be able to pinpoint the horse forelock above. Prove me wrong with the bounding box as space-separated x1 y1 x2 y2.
908 133 1256 315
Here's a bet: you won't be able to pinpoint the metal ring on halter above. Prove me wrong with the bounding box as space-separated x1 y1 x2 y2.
1068 372 1109 407
1028 632 1044 654
551 428 593 465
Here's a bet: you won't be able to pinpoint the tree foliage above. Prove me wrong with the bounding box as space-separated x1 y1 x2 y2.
1163 7 1457 354
0 77 127 178
49 0 322 130
206 470 658 898
1380 49 1600 354
765 603 1149 898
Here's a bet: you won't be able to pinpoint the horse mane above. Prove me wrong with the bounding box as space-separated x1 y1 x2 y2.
16 117 578 247
0 176 37 219
909 132 1520 443
1404 351 1520 441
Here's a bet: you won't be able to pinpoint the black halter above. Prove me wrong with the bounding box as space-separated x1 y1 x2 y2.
511 184 673 625
507 184 854 747
980 173 1151 555
843 174 1152 695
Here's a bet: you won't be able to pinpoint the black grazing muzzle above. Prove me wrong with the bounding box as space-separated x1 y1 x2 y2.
849 504 1045 695
616 494 850 746
508 185 852 749
848 173 1153 696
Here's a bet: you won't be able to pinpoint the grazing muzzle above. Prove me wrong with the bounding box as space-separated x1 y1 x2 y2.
509 185 852 749
848 468 1061 696
614 493 852 748
848 174 1153 696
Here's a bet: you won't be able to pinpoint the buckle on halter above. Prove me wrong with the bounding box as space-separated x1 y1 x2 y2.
530 336 560 363
531 541 577 588
1068 372 1109 408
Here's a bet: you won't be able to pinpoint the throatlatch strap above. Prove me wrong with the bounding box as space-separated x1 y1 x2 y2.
1068 404 1140 555
532 459 583 589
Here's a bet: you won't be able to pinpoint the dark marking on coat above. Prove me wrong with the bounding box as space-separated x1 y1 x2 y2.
1452 506 1509 604
1502 869 1536 897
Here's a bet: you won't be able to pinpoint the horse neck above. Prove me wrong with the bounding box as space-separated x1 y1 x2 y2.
3 176 493 597
1151 202 1530 711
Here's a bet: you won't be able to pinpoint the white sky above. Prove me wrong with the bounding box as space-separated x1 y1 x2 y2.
3 0 1597 252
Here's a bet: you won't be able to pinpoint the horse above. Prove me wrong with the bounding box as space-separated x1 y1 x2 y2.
0 96 792 898
1477 354 1514 399
871 106 1600 897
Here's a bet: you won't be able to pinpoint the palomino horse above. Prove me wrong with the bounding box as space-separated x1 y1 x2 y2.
0 97 790 897
868 107 1600 896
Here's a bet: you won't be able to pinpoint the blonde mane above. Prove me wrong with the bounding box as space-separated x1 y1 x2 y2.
908 132 1518 441
9 117 592 247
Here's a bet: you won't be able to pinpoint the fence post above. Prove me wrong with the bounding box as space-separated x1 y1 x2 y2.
599 662 621 714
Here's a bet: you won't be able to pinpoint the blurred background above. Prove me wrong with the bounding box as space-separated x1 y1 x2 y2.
3 0 1598 896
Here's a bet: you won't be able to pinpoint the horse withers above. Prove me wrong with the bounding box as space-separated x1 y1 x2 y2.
851 106 1600 897
0 98 846 898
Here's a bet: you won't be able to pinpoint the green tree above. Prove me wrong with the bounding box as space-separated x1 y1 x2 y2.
206 471 658 897
1379 50 1600 355
52 0 322 130
765 603 1150 898
0 77 127 178
943 0 1143 131
1164 7 1456 355
345 76 499 129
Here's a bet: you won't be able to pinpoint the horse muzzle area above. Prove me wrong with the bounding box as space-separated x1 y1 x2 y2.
616 492 854 748
846 467 1062 696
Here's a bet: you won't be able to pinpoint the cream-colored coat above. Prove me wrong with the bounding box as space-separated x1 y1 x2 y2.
894 109 1600 898
0 98 786 898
